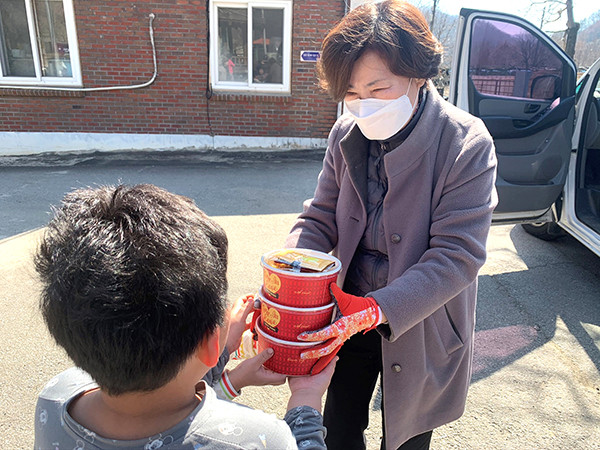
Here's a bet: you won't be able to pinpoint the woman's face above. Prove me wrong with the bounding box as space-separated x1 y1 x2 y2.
345 51 424 102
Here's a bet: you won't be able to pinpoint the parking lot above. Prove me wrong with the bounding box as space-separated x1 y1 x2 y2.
1 154 599 448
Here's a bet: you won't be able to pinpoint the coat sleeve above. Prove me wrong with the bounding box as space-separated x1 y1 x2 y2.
373 118 498 342
284 119 346 251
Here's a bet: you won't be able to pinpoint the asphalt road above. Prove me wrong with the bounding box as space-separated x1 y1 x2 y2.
1 152 599 449
0 150 326 240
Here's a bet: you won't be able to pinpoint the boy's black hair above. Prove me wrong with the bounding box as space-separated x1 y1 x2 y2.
35 184 228 395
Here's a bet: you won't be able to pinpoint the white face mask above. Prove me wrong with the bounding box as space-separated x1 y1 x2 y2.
344 78 416 141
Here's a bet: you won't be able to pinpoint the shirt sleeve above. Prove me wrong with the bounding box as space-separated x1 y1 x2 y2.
284 405 327 450
214 369 241 401
202 349 230 389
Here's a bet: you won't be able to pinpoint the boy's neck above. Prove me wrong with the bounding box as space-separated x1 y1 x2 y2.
69 360 208 440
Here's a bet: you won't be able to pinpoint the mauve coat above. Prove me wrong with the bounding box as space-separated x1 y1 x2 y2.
285 82 498 448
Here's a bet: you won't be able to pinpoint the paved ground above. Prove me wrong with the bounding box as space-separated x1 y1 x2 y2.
0 149 325 240
1 153 599 448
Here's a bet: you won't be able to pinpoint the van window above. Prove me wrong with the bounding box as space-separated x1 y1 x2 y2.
469 18 564 101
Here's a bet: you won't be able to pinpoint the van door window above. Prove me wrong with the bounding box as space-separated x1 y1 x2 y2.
469 19 565 101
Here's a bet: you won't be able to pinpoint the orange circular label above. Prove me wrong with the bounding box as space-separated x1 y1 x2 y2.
262 304 281 328
264 270 281 294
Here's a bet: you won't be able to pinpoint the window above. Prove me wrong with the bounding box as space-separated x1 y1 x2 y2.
210 0 291 93
0 0 81 86
469 19 564 101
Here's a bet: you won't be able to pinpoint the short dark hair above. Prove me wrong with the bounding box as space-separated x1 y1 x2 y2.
317 0 443 101
35 184 228 395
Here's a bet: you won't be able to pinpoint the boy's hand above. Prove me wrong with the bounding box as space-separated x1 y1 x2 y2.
225 294 256 355
286 356 338 413
227 348 287 391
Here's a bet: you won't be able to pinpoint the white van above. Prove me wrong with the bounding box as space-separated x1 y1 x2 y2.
449 9 600 257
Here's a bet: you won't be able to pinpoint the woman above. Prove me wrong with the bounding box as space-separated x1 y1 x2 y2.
284 1 498 449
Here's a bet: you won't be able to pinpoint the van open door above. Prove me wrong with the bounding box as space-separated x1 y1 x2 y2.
449 9 577 224
559 58 600 250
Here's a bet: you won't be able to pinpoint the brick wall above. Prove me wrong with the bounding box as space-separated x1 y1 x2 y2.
0 0 343 139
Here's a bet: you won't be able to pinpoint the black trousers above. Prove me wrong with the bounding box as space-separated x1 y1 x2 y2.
323 329 432 450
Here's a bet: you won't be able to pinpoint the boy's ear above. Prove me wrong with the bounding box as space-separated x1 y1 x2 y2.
196 328 221 367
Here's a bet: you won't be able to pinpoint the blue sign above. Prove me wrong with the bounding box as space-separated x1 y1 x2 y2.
300 51 321 62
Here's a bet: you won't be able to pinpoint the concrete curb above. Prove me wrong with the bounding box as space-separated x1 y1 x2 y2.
0 148 327 167
0 227 44 246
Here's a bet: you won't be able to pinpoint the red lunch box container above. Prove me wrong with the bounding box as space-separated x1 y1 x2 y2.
257 289 335 341
260 248 341 307
255 317 325 376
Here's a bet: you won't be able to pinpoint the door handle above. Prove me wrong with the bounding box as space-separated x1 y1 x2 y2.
524 104 541 114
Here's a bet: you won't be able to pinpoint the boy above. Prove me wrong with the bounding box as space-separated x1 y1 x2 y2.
34 184 335 449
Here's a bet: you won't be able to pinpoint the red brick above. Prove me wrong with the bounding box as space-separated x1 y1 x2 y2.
0 0 342 138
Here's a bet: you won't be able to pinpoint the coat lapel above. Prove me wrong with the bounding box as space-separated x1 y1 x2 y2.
339 123 370 212
384 82 443 179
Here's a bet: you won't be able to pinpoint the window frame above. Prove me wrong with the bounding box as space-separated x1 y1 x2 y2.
209 0 292 94
0 0 82 87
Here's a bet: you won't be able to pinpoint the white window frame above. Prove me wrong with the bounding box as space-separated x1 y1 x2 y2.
209 0 292 93
0 0 82 87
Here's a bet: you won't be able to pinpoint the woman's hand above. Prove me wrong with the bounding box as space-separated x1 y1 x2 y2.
298 283 381 374
287 356 338 413
227 348 287 391
225 294 256 355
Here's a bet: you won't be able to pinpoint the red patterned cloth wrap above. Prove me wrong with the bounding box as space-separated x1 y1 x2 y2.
297 283 382 375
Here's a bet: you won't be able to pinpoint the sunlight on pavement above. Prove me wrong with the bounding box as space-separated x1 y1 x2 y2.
214 213 299 299
472 324 539 378
581 322 600 353
480 225 528 276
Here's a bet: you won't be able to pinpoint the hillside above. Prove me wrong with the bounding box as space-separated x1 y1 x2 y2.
419 6 600 71
576 11 600 68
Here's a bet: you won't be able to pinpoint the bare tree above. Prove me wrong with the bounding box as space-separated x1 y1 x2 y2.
429 0 438 31
418 3 457 62
416 2 458 96
563 0 580 58
530 0 579 59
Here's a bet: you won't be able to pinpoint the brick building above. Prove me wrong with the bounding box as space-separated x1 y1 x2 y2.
0 0 346 155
